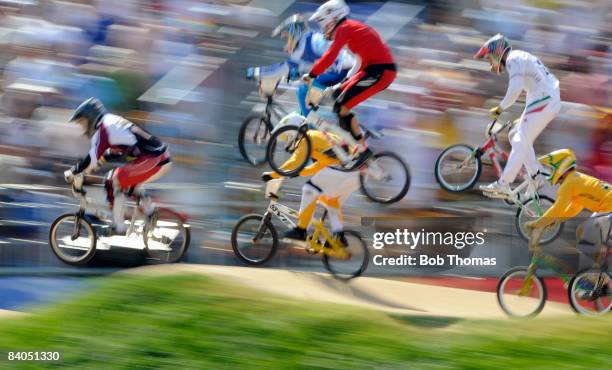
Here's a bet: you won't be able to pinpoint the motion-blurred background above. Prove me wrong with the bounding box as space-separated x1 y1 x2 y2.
0 0 609 271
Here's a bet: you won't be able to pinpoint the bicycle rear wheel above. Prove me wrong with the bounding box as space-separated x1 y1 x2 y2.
497 267 547 318
144 209 190 263
239 115 271 166
360 152 411 204
322 230 368 280
516 196 563 244
49 213 97 266
266 125 311 177
568 269 611 316
435 144 482 192
231 214 278 265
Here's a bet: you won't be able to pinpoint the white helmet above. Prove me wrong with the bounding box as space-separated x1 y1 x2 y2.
309 0 349 35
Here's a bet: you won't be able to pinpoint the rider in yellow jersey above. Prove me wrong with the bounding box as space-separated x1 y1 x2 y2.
262 128 361 245
525 149 612 235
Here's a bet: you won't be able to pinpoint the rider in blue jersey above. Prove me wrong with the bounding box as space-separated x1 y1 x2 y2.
247 14 355 116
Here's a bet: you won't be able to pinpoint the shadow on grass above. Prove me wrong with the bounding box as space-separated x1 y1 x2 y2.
389 314 461 329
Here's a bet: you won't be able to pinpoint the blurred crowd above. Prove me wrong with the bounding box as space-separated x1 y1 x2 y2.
0 0 609 213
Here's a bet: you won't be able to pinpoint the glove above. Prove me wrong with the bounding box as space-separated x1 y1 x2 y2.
63 169 75 183
524 220 537 231
261 172 274 182
489 106 503 119
301 73 312 84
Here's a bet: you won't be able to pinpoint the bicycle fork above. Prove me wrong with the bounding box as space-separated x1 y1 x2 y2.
71 210 84 241
253 212 272 243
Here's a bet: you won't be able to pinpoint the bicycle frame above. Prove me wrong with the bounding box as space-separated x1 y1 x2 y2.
302 84 361 164
70 183 147 239
520 218 612 296
263 95 290 128
477 133 509 178
474 120 543 206
257 180 348 257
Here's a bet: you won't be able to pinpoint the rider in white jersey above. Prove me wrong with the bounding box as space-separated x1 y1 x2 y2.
247 14 355 116
475 34 561 194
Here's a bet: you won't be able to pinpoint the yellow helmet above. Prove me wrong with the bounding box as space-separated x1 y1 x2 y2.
538 149 576 185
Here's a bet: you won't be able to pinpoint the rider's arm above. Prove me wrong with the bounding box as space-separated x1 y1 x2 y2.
499 59 524 110
259 62 291 82
271 139 310 179
309 26 348 77
528 186 583 228
72 130 104 175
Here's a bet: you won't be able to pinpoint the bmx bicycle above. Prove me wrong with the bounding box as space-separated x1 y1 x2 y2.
49 175 190 266
435 119 563 244
567 214 611 315
497 223 611 317
239 67 292 166
265 82 411 204
230 179 369 280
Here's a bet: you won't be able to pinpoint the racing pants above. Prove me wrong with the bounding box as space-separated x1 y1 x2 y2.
501 93 561 184
105 151 172 231
297 167 361 232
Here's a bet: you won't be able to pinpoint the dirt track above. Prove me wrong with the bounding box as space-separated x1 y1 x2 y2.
0 309 28 318
119 264 572 319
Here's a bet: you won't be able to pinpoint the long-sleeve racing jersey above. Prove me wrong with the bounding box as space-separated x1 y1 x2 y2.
499 50 560 111
310 18 394 78
271 130 341 179
259 31 355 82
528 171 612 229
72 114 167 174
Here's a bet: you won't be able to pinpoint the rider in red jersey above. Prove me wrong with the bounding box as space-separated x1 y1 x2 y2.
306 0 397 153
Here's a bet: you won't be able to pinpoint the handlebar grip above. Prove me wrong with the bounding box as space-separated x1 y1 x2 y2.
487 119 497 136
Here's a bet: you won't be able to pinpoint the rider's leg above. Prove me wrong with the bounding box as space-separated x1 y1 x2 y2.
111 153 171 231
134 161 173 217
297 82 310 116
499 101 560 186
322 197 349 246
317 168 360 231
284 181 321 240
319 170 360 245
105 171 127 234
335 67 397 147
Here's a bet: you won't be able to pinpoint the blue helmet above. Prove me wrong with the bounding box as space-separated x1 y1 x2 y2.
70 98 106 137
272 14 307 53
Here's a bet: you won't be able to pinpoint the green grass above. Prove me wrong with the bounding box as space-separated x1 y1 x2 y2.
0 273 610 369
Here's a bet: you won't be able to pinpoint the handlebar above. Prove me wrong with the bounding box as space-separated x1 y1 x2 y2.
306 82 336 110
487 119 514 138
69 174 104 196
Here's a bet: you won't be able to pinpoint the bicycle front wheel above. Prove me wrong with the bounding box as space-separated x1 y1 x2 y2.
516 196 563 244
322 230 368 280
435 144 482 192
144 209 190 263
497 267 547 318
360 152 411 204
568 269 611 316
231 214 278 265
239 115 271 166
49 213 97 266
266 125 311 177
